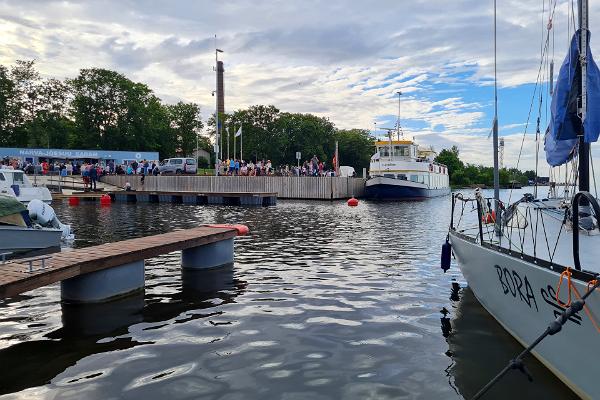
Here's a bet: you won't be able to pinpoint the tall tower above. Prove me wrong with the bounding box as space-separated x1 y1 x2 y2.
499 137 504 169
217 61 225 114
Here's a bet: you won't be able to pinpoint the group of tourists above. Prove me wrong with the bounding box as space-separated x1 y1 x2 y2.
217 155 339 177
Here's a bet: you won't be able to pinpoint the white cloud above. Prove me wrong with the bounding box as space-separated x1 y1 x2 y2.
0 0 599 171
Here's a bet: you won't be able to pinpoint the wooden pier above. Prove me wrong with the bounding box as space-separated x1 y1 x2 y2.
101 175 366 200
110 190 277 206
0 226 240 301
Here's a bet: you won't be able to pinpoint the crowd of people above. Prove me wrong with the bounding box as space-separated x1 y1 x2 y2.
1 157 163 191
217 155 339 177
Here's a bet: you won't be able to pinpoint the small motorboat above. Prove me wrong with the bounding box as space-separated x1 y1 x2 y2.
0 168 52 204
0 195 73 255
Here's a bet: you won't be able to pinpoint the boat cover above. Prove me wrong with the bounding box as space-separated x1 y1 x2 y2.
545 29 600 166
0 194 26 218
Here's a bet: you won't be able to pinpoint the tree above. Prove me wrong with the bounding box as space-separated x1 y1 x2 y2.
435 145 464 178
333 129 375 172
68 68 168 152
167 102 204 157
0 65 16 146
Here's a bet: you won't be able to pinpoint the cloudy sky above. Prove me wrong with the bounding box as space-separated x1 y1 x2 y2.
1 0 599 172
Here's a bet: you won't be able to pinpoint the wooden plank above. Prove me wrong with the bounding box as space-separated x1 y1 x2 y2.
0 226 238 299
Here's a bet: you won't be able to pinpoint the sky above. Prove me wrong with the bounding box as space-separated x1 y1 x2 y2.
1 0 599 173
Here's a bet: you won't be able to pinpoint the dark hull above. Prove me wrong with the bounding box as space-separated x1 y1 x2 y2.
365 183 450 200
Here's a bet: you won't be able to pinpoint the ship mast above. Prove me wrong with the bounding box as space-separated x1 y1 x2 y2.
578 0 589 193
493 0 501 234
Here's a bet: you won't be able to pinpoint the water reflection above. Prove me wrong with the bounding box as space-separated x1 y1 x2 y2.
445 287 579 400
0 264 246 396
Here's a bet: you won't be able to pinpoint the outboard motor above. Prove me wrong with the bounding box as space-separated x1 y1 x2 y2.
27 199 74 240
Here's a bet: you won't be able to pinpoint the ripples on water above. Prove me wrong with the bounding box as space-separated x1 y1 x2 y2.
0 196 578 399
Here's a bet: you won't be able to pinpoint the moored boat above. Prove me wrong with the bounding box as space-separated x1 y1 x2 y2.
0 168 52 204
366 140 450 200
445 1 600 398
0 195 73 255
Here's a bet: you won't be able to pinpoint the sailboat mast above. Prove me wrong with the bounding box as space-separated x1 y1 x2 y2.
578 0 590 193
493 0 500 231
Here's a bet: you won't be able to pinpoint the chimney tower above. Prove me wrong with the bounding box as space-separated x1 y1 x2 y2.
217 61 225 114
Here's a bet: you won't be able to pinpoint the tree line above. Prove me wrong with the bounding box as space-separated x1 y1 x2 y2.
434 145 536 187
0 60 375 171
0 60 206 159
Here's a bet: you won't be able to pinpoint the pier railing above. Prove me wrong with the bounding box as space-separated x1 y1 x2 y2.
101 175 366 200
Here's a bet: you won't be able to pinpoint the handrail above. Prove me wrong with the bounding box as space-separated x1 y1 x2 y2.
571 191 600 271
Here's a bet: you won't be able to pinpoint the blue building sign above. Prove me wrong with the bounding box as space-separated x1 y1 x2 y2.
0 147 159 165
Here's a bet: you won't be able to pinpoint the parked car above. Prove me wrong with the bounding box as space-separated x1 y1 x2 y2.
158 158 197 175
339 166 356 177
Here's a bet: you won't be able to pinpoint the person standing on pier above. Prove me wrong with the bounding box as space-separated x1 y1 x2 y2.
89 163 98 191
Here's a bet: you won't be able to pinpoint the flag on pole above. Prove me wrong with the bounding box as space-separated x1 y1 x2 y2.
235 126 242 137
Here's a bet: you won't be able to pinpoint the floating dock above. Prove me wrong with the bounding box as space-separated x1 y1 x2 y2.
0 226 242 302
110 191 277 206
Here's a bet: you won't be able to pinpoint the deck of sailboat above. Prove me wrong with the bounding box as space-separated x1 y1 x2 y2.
465 198 600 275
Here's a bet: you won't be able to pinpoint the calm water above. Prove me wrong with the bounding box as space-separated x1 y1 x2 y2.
0 196 578 399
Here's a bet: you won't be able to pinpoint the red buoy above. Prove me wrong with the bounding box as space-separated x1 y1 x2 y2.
347 197 359 207
68 196 80 206
100 194 112 206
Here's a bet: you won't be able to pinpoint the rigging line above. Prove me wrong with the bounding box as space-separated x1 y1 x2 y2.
538 208 553 259
550 210 567 263
508 1 558 204
472 279 600 400
590 147 598 199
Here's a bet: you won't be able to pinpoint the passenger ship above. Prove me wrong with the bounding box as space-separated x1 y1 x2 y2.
365 139 450 200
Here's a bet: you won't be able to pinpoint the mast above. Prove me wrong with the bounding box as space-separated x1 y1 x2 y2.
396 91 402 141
493 0 501 233
578 0 590 193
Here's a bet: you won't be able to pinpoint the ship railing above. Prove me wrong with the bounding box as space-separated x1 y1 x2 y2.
451 191 600 274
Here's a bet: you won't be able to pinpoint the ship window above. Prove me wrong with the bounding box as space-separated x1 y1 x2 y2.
410 175 418 182
384 173 395 179
0 173 4 181
12 172 24 183
397 174 407 180
380 147 390 157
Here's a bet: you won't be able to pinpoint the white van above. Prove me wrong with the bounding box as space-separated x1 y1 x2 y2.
339 166 356 177
158 158 197 175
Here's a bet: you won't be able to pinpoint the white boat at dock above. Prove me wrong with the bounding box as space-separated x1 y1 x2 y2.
0 168 52 204
366 139 450 200
0 195 73 255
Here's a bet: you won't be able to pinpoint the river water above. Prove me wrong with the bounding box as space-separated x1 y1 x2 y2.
0 195 578 399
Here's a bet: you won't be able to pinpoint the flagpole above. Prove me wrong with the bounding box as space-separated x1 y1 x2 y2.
240 126 243 162
227 126 230 160
234 126 236 160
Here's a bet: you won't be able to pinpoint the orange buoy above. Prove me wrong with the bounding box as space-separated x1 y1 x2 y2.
68 196 80 206
347 197 359 207
100 194 112 205
206 224 250 236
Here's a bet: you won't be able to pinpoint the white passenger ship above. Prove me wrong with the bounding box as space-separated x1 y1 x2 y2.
366 139 450 200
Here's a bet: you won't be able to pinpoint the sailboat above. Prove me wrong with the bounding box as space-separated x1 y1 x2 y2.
446 1 600 398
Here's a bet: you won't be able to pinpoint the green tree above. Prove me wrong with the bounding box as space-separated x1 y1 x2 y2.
0 65 16 146
434 145 464 178
167 102 204 157
333 128 375 172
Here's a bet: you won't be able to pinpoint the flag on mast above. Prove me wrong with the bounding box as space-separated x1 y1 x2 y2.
235 126 242 137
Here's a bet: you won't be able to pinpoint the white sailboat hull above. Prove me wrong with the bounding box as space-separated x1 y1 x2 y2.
450 231 600 400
